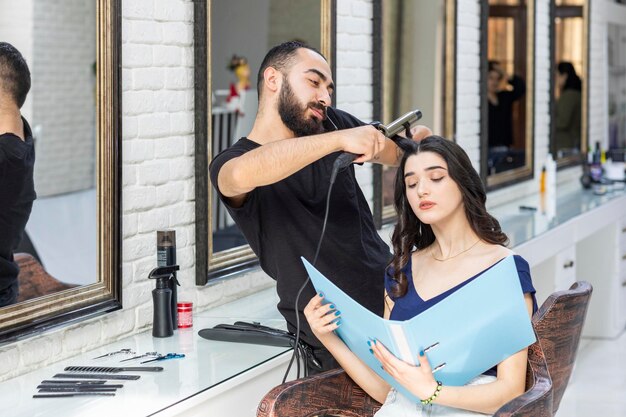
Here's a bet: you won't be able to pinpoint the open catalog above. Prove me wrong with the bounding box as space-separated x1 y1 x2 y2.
301 255 536 403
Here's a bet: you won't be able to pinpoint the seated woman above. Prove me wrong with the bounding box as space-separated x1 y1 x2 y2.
304 136 537 416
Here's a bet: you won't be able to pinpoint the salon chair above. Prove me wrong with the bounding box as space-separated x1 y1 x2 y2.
16 252 76 302
256 340 552 417
257 281 593 417
531 281 592 413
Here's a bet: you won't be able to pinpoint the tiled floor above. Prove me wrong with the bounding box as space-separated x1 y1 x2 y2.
557 332 626 416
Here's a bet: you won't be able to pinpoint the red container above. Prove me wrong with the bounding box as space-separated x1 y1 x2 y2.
177 302 193 328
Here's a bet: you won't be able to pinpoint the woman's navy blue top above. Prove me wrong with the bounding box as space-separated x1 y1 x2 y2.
384 254 538 377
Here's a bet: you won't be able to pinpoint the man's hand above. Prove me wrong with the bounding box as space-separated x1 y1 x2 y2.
339 125 387 163
372 124 433 166
409 125 433 142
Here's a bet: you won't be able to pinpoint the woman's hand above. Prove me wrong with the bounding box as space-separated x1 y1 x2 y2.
370 340 439 400
304 293 341 343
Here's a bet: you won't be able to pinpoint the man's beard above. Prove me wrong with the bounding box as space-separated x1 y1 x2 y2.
278 79 325 137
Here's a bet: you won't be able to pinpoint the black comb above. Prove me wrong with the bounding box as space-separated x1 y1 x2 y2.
64 366 163 373
53 373 140 380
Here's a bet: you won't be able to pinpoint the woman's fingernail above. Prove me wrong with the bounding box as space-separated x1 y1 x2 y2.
335 319 341 326
419 350 424 357
319 292 324 297
367 340 371 346
329 304 335 309
369 349 374 354
334 310 341 316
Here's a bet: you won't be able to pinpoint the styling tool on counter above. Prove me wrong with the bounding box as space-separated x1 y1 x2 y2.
120 351 159 362
37 386 119 393
140 353 185 364
41 380 108 385
148 264 180 338
92 348 135 359
38 383 123 389
64 366 163 373
53 373 141 380
33 393 116 398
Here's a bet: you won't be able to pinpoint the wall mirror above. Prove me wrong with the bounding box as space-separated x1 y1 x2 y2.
372 0 456 224
0 0 120 342
550 0 588 166
195 0 335 284
480 0 535 189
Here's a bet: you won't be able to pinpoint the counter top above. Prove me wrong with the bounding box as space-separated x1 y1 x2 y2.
0 288 288 417
489 182 625 250
3 181 624 417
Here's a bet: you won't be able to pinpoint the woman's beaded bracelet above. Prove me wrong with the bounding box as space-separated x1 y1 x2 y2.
420 381 443 405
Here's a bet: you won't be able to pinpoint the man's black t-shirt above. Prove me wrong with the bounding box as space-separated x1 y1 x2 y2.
0 117 36 307
209 107 390 348
488 75 526 148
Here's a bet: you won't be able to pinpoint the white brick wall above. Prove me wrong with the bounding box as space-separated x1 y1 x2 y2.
336 0 375 206
589 0 608 150
455 0 481 170
2 0 622 382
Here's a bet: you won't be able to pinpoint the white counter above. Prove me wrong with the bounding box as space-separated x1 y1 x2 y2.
0 288 291 417
2 181 624 417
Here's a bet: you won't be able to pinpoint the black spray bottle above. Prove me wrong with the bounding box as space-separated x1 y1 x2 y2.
157 231 180 330
148 264 180 338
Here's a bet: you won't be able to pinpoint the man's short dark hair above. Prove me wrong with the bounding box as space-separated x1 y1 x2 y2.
0 42 31 108
257 41 325 98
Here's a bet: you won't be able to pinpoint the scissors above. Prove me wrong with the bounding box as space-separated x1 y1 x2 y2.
140 353 185 364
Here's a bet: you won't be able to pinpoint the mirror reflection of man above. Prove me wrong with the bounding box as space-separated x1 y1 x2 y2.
0 42 35 307
210 41 431 374
486 61 526 173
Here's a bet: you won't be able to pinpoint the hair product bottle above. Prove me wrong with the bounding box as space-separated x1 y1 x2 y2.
148 265 179 337
157 231 179 330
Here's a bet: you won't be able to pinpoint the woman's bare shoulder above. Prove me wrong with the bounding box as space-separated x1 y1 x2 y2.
477 243 515 264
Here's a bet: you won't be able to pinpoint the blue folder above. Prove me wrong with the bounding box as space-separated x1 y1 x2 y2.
302 255 536 403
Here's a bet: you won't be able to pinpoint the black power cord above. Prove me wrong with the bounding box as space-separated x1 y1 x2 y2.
281 109 422 383
281 150 336 383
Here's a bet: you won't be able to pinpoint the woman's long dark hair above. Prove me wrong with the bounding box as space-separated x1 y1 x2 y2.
557 62 582 92
388 136 509 298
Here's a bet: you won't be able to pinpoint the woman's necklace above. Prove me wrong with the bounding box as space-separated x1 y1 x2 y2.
431 239 481 262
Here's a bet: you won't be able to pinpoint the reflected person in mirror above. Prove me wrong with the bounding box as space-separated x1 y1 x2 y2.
487 61 526 173
210 41 431 374
0 42 36 307
555 62 582 156
305 136 538 416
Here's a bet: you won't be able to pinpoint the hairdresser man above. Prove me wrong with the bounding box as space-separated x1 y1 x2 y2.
210 41 431 374
0 42 35 308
